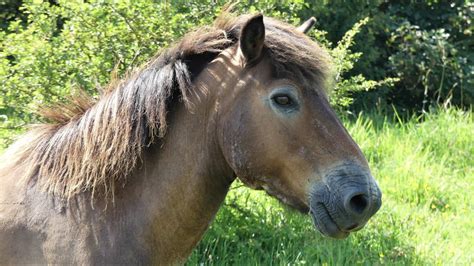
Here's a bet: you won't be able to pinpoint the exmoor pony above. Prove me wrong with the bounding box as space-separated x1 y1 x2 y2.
0 11 381 264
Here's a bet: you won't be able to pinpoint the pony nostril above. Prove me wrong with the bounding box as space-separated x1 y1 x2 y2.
348 194 369 215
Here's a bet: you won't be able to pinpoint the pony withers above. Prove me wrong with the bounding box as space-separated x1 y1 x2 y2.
0 11 381 264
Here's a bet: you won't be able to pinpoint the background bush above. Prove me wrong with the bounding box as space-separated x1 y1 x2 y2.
0 0 380 131
5 0 472 131
301 0 473 112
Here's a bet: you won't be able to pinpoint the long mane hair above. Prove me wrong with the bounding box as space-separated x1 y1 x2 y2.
1 10 331 201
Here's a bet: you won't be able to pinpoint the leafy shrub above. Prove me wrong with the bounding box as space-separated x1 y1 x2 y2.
388 22 472 111
301 1 473 113
323 17 397 112
0 0 383 133
0 1 217 125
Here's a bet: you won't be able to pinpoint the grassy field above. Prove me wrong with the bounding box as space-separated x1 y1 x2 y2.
187 108 473 265
1 108 472 264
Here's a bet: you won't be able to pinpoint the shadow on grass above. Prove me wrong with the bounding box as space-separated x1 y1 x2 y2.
187 189 426 265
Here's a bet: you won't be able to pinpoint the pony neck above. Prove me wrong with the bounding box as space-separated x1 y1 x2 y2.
116 55 237 263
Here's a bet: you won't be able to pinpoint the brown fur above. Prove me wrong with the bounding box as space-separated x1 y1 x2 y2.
4 12 331 201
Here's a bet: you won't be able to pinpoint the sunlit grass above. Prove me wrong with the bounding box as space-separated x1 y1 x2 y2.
188 108 473 265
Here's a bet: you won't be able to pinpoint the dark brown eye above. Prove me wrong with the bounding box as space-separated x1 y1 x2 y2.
273 95 292 106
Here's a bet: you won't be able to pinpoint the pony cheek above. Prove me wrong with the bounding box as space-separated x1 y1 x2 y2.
221 145 261 189
220 137 264 190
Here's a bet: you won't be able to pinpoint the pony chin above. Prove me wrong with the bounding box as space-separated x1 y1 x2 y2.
237 176 264 190
310 202 350 239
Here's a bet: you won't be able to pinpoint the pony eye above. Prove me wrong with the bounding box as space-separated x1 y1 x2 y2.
273 95 292 106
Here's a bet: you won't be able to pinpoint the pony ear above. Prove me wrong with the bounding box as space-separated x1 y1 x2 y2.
240 14 265 64
297 17 316 34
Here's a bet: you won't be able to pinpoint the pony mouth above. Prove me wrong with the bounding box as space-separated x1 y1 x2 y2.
310 202 349 239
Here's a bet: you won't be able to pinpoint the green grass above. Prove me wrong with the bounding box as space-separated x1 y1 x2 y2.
187 108 474 265
1 108 472 264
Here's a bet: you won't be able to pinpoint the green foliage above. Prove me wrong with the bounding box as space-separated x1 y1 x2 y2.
388 22 472 110
188 108 474 265
0 0 380 141
324 17 398 112
301 0 473 113
0 127 20 152
0 0 218 125
1 1 472 129
0 0 25 31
